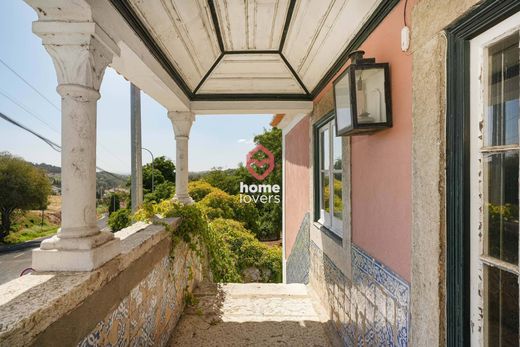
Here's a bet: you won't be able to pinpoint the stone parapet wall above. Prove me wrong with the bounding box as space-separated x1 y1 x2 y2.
309 241 410 346
0 219 205 347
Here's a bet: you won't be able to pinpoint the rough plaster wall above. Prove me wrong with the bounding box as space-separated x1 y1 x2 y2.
411 32 447 347
410 0 481 345
412 0 482 51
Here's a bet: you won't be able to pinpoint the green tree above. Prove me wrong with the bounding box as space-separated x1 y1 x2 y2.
201 167 246 195
143 156 175 189
0 154 51 239
143 166 164 192
144 181 175 203
252 127 282 240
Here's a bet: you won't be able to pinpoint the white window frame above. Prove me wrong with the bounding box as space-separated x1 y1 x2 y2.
317 118 343 237
469 12 520 347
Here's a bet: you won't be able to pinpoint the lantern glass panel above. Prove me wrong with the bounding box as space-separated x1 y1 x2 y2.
353 67 387 124
334 71 352 133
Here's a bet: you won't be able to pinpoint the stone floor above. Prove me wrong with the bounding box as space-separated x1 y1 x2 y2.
169 282 335 347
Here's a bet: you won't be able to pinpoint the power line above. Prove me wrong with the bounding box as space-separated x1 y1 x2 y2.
0 57 60 111
0 87 59 135
0 57 127 166
0 111 125 181
0 111 60 151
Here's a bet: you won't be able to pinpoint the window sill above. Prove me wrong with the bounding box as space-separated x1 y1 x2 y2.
313 221 343 245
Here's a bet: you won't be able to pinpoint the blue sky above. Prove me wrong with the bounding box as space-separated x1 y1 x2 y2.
0 1 272 174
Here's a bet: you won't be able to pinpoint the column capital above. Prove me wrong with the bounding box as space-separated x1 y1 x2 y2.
32 21 119 91
168 111 195 138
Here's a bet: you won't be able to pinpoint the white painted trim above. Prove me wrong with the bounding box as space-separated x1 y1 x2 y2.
278 113 306 132
469 12 520 347
191 100 313 115
111 43 190 111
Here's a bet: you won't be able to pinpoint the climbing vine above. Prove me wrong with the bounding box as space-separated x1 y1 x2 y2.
133 196 282 283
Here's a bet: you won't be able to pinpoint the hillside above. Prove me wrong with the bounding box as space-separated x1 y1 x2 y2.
33 163 128 194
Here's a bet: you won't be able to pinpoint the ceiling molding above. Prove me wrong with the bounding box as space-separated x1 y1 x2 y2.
224 50 280 55
280 53 309 95
109 0 194 99
109 0 399 102
192 93 311 101
278 0 296 51
207 0 225 52
193 53 224 94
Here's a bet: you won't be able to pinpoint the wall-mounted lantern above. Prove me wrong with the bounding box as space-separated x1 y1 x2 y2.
333 50 392 136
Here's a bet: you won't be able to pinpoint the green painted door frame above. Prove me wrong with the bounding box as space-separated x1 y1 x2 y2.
445 1 520 346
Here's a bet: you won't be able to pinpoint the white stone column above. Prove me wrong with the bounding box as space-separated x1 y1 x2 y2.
30 20 121 271
167 111 195 205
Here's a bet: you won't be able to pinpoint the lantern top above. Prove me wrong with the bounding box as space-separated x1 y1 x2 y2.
348 50 376 65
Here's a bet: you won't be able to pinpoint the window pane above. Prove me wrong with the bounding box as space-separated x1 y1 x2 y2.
484 151 519 264
485 265 519 347
486 33 519 146
321 171 330 214
320 128 330 170
354 68 388 124
333 172 342 220
335 72 352 133
333 130 342 170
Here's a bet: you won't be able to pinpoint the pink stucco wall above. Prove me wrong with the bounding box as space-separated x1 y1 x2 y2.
314 0 414 281
284 117 310 258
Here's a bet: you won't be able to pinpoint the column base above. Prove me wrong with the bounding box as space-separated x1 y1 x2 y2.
32 237 121 272
173 194 194 205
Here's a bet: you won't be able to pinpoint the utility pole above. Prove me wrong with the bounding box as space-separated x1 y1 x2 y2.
130 83 143 213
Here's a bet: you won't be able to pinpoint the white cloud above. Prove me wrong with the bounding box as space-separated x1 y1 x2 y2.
238 138 254 145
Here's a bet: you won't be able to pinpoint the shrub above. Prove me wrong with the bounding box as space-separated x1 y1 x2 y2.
107 193 120 215
134 200 206 245
209 218 282 283
199 190 236 220
144 181 175 203
108 208 131 232
133 200 280 283
188 180 221 202
199 190 259 233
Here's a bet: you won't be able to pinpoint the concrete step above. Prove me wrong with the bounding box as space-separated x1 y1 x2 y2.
170 282 334 347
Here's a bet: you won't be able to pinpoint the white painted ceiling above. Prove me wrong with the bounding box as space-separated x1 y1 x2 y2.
125 0 382 97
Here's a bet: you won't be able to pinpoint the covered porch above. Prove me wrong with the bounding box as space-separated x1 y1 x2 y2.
1 0 414 346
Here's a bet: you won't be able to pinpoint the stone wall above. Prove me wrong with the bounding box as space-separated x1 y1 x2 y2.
310 241 410 346
0 219 205 346
78 240 203 347
286 213 310 284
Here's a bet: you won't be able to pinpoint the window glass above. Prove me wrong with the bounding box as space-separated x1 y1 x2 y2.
333 130 342 170
485 265 519 346
484 152 519 264
317 117 343 236
486 33 519 147
333 172 343 220
321 128 329 170
335 72 352 133
480 32 520 347
322 172 330 214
